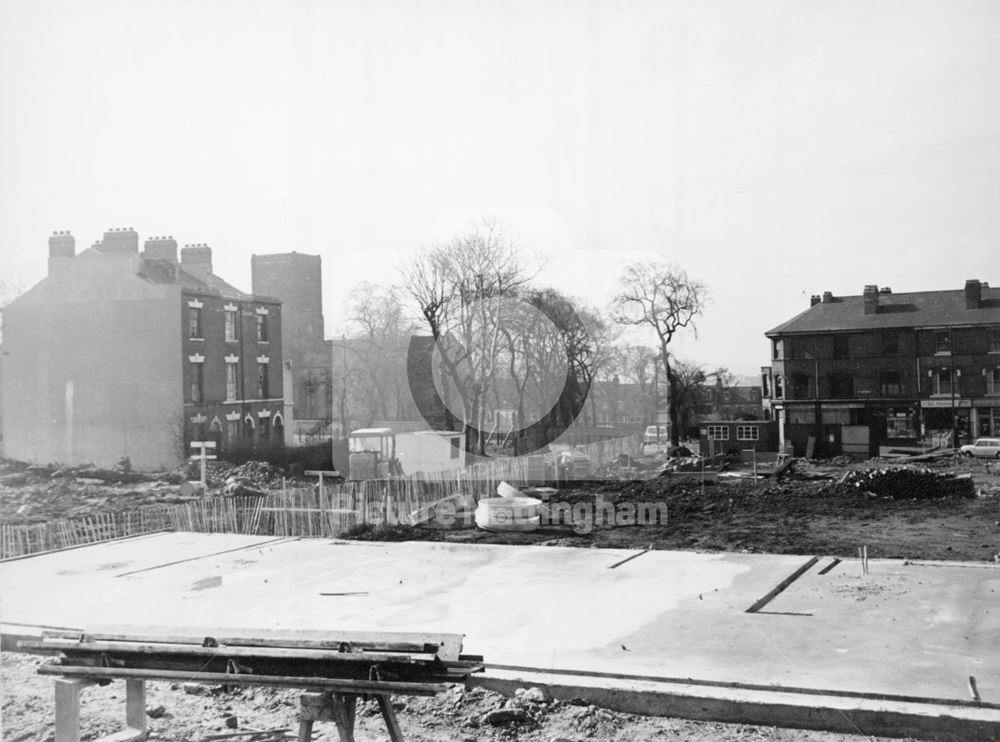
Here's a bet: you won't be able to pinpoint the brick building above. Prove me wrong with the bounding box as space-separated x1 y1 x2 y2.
251 252 334 441
0 228 285 470
762 280 1000 457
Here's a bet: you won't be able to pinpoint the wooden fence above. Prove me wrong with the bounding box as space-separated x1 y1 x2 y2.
0 434 641 559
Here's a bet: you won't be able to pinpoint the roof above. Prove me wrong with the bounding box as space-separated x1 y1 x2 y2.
766 285 1000 336
138 257 278 303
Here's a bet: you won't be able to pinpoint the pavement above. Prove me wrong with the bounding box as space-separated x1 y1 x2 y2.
3 532 999 739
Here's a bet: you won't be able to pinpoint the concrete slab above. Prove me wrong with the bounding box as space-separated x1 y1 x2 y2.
3 533 999 738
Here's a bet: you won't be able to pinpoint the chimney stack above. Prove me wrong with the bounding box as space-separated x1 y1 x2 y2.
143 235 178 263
965 279 982 309
822 291 834 304
48 230 75 259
181 244 213 275
96 227 139 254
810 294 821 307
863 284 879 315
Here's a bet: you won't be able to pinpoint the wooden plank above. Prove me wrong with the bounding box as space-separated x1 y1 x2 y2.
82 626 464 661
745 556 820 614
25 638 432 664
377 694 405 742
38 665 449 696
124 679 146 731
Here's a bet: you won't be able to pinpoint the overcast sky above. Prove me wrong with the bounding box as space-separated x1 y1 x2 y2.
2 0 998 376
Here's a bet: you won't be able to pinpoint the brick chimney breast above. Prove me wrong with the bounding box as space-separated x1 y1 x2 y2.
863 284 879 315
48 230 75 258
143 236 178 263
97 227 139 253
965 279 982 309
181 245 213 275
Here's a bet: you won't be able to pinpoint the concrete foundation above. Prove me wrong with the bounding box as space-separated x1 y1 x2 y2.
3 533 999 739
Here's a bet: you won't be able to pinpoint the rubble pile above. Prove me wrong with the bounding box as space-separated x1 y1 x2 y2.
839 467 976 500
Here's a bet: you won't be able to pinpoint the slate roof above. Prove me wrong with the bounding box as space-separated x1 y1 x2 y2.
766 284 1000 336
138 256 276 303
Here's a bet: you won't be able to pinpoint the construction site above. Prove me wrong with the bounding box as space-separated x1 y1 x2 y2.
3 439 1000 742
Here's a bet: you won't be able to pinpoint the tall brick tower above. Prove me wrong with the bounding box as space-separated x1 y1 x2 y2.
251 252 325 351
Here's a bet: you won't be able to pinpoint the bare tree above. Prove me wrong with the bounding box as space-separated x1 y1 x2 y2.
613 261 706 446
344 282 415 426
400 220 536 454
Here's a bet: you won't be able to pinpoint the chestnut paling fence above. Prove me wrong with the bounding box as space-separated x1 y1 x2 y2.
0 435 642 559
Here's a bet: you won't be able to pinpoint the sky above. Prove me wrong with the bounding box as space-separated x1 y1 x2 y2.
2 0 999 377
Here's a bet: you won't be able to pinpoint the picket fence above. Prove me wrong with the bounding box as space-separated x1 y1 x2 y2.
0 434 641 559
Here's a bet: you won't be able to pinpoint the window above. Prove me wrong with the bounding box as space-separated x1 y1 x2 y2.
256 314 269 342
790 373 810 399
226 362 239 401
879 371 903 396
990 330 1000 353
226 419 240 440
881 332 899 356
260 417 271 443
935 331 951 354
829 373 855 398
188 307 202 339
736 425 759 441
832 335 849 359
706 425 729 440
933 369 954 396
772 339 781 360
189 363 204 403
761 373 770 398
257 363 270 398
774 375 783 399
988 368 1000 396
225 310 238 342
789 338 814 360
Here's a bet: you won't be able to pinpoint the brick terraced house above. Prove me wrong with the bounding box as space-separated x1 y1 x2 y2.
762 280 1000 458
0 228 285 470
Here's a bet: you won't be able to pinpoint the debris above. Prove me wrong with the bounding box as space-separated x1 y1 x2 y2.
481 708 529 725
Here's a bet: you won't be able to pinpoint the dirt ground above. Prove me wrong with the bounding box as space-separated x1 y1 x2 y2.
1 652 919 742
3 453 998 740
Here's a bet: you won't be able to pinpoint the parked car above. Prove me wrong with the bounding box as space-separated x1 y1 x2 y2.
959 437 1000 458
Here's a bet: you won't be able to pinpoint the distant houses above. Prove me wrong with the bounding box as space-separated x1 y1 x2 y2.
763 280 1000 457
1 228 287 470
